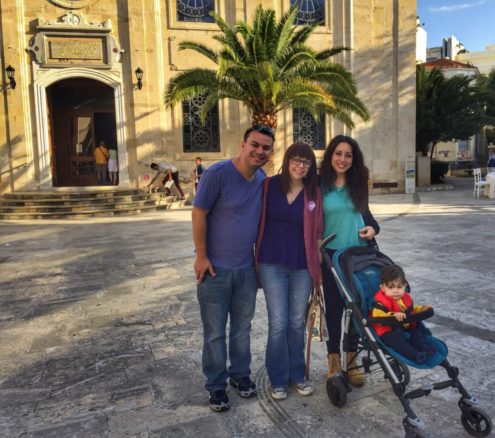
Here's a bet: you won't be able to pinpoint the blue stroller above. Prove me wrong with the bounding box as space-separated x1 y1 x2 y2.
320 234 492 438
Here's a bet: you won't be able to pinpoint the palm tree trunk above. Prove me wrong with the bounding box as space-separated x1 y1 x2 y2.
251 113 278 130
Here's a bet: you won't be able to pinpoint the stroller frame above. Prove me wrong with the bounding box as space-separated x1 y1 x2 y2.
321 234 492 438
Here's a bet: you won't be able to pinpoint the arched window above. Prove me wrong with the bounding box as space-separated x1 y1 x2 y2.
293 108 325 150
291 0 325 26
177 0 215 23
182 95 220 152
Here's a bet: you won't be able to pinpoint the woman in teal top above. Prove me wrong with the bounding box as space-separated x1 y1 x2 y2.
320 135 380 386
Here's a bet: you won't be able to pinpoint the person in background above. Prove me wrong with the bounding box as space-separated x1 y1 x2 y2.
157 160 186 200
107 144 118 185
192 125 274 412
487 150 495 169
94 141 109 185
319 135 380 386
255 142 323 401
193 157 205 193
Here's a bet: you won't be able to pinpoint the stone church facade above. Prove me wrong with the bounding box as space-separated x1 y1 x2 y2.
0 0 416 193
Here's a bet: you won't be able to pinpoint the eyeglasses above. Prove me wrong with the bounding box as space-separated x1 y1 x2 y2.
251 124 275 139
290 157 312 168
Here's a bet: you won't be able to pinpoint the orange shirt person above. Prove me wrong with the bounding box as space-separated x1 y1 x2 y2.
94 141 109 184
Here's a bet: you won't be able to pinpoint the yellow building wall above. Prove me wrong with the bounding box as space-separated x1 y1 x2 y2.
0 0 417 193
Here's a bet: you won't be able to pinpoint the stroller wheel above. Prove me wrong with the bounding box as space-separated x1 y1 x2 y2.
460 406 492 437
326 375 347 408
404 427 429 438
388 357 411 386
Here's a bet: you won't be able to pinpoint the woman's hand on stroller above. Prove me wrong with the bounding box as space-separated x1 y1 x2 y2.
358 226 376 240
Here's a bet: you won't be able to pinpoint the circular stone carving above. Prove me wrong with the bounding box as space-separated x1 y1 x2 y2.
50 0 99 9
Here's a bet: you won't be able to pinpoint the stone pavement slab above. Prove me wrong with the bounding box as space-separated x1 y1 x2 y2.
0 177 494 437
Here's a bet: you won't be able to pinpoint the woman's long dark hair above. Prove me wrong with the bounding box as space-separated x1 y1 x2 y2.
319 135 369 213
280 142 318 200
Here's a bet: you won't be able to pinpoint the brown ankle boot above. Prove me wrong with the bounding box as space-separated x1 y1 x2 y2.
327 353 341 378
347 352 365 386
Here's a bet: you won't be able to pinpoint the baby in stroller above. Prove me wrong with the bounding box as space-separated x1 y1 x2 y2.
371 265 435 364
320 237 492 437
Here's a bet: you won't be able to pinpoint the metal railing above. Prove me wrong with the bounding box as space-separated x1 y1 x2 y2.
0 162 28 176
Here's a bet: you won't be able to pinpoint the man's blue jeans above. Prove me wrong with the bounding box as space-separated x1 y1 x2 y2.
197 265 258 392
259 263 312 387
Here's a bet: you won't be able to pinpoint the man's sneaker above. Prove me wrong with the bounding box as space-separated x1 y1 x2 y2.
209 389 230 412
270 387 287 400
230 376 257 398
291 380 314 396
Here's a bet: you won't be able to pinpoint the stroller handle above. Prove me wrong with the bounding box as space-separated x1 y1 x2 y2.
365 308 435 327
320 234 337 252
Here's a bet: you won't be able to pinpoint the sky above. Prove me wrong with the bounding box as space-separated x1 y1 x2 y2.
417 0 495 52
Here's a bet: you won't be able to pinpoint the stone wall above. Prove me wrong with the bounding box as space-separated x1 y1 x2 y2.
0 0 416 193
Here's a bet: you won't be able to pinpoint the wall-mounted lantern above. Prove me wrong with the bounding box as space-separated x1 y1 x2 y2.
5 65 16 89
135 67 143 90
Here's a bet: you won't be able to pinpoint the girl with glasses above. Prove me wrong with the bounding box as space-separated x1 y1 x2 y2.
255 142 323 401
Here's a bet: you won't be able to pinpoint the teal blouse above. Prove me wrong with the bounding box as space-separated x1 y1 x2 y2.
323 185 366 250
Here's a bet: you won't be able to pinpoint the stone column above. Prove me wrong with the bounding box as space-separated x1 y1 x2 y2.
123 0 167 188
0 0 35 193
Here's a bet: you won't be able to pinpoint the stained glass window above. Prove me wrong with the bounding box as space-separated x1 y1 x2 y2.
182 95 220 152
293 108 325 150
291 0 325 26
177 0 215 23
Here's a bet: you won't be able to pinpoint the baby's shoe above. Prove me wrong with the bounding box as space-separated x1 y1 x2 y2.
415 352 427 364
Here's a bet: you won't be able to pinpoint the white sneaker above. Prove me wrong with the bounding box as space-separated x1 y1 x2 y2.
292 380 314 396
270 387 287 400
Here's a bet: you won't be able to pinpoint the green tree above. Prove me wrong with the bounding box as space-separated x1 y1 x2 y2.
416 65 482 157
164 6 369 130
475 69 495 145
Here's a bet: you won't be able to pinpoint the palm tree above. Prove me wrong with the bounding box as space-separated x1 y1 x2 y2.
475 69 495 129
164 6 369 131
416 65 481 157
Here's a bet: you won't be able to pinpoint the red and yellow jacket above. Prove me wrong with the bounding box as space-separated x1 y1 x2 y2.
371 290 425 336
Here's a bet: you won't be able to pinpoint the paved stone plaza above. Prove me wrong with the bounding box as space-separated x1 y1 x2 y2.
0 177 494 437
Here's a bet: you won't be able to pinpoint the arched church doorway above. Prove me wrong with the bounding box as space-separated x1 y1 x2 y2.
47 78 117 186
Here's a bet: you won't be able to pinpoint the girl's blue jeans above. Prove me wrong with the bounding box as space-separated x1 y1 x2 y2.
259 263 312 387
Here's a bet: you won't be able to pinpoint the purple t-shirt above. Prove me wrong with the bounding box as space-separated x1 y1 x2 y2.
258 175 307 269
193 160 265 269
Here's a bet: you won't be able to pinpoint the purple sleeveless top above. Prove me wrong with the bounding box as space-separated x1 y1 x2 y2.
257 175 307 269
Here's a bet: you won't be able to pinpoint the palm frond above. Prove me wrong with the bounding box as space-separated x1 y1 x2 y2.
288 61 358 94
164 69 218 106
275 7 297 57
178 41 218 63
276 46 317 74
315 47 351 60
210 12 247 62
327 94 369 121
290 22 319 45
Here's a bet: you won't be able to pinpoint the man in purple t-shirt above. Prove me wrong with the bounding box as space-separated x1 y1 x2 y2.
192 125 274 412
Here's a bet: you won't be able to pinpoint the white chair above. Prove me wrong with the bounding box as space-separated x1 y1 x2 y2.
473 168 489 198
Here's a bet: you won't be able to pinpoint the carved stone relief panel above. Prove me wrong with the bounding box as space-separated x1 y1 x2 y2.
29 12 122 68
49 0 99 9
